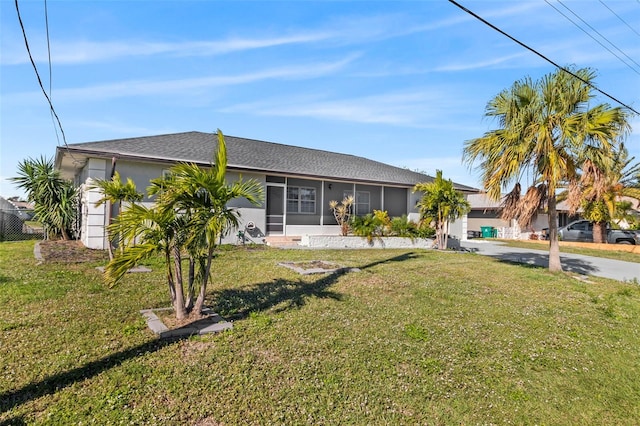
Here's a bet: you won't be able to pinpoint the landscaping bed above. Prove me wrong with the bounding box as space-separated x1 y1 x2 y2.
36 240 109 263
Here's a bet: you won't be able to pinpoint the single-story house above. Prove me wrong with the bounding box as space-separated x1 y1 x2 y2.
55 131 478 249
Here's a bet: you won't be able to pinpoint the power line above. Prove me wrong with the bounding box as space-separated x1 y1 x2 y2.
599 0 640 38
14 0 69 147
44 0 62 147
548 0 640 76
447 0 639 115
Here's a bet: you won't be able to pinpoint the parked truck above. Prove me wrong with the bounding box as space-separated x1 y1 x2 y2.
556 220 640 244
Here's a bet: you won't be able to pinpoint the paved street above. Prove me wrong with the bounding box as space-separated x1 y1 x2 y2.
461 240 640 283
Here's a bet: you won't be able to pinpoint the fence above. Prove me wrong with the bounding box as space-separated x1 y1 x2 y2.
0 209 44 242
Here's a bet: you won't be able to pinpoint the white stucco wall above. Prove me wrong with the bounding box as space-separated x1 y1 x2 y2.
300 235 437 249
80 159 109 250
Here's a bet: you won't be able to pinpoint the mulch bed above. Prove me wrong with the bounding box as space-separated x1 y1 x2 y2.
37 240 109 263
156 310 211 329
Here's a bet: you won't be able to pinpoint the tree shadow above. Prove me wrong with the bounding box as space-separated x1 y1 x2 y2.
210 251 420 321
1 252 419 413
484 251 599 276
0 415 26 425
0 338 180 414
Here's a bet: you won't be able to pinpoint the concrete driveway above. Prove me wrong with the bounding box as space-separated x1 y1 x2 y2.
461 240 640 283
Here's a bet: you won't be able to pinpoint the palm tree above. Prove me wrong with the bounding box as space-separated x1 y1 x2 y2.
463 67 630 271
567 147 640 242
414 170 470 250
11 156 77 240
89 171 143 259
105 203 190 318
105 130 263 320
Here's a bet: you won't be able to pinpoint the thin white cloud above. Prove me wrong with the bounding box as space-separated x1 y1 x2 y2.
1 32 334 66
220 89 477 128
1 12 423 66
6 55 359 102
2 5 540 67
433 52 528 72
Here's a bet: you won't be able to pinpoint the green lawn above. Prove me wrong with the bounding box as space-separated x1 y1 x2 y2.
1 240 639 424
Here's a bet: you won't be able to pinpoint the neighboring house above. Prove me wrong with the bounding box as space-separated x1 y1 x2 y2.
465 193 580 240
0 196 38 241
55 131 478 250
0 196 35 220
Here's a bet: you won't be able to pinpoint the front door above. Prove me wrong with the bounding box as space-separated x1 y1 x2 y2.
266 186 284 234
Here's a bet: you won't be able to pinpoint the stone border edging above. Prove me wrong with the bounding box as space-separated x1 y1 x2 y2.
140 307 232 338
34 242 43 264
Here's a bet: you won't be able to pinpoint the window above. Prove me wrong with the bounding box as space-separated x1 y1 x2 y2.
344 190 370 215
287 187 316 214
266 175 286 184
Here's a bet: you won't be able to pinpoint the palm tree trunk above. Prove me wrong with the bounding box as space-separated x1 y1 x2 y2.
443 220 449 250
165 250 176 302
194 245 215 314
547 195 563 272
60 226 71 241
593 222 607 243
185 258 196 312
171 246 187 320
105 200 114 260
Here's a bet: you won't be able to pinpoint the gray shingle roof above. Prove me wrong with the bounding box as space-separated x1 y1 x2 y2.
59 131 478 191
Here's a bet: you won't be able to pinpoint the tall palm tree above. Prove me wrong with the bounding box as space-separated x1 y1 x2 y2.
105 130 263 319
463 67 630 271
11 156 77 240
414 170 470 250
89 171 143 259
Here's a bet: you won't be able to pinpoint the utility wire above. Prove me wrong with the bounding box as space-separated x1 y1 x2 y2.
599 0 640 38
15 0 69 147
447 0 639 115
549 0 640 76
44 0 61 147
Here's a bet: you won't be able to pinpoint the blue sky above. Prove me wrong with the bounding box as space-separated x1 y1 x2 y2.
1 0 638 198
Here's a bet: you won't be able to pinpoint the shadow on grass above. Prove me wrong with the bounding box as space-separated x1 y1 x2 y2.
484 251 599 276
0 338 179 414
211 251 419 321
0 415 26 425
0 252 418 414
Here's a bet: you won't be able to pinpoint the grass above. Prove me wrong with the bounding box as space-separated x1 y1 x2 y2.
1 240 640 424
497 239 640 263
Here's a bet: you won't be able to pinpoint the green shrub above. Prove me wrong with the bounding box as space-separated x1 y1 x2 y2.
350 214 383 242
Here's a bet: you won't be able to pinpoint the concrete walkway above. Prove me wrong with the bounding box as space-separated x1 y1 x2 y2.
461 240 640 283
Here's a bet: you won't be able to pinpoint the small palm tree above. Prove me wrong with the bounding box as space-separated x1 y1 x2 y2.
105 203 190 318
105 130 264 320
463 67 630 271
11 156 77 240
89 171 143 259
414 170 470 250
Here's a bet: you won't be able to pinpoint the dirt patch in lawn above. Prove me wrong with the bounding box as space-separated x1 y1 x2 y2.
37 240 109 263
156 310 212 330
